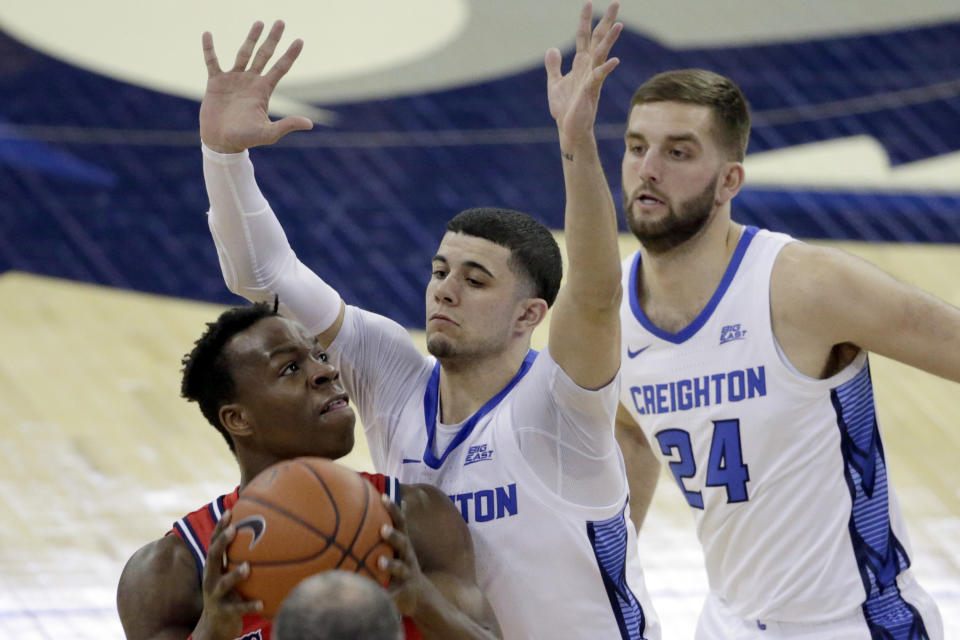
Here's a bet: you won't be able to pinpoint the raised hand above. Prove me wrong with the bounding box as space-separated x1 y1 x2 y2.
193 511 263 640
200 20 314 154
544 2 622 148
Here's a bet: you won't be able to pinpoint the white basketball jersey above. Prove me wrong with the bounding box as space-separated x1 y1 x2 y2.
620 227 929 635
329 306 660 640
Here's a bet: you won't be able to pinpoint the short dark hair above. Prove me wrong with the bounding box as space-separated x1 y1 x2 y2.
273 571 403 640
180 303 279 452
446 207 562 307
630 69 751 161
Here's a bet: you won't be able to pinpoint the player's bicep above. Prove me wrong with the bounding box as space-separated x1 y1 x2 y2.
548 286 622 390
117 536 202 640
776 243 960 382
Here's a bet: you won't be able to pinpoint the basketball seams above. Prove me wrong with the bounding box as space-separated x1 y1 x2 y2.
226 457 394 614
334 474 373 571
233 468 386 571
230 494 349 565
294 458 341 539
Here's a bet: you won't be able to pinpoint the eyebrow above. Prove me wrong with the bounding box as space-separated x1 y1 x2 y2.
625 131 702 147
268 337 320 359
432 255 496 279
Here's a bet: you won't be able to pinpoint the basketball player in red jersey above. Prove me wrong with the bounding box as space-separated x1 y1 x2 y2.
116 303 501 640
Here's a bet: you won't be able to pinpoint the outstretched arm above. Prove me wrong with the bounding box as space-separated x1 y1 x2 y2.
773 241 960 383
200 21 346 342
379 487 501 639
545 2 624 389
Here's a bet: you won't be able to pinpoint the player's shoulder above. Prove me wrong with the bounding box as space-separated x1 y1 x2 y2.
117 534 202 634
120 533 197 590
772 240 860 300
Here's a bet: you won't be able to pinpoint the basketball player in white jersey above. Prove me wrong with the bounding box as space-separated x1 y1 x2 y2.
196 5 660 639
615 68 957 639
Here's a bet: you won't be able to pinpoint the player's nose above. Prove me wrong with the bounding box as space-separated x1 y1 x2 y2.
433 275 459 304
308 361 339 388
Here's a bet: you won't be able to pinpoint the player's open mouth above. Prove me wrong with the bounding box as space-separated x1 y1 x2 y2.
637 192 665 206
320 395 349 414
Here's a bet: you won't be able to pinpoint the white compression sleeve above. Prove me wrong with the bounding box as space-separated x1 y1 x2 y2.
202 143 342 335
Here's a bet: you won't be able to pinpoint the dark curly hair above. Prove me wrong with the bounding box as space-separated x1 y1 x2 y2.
446 207 562 307
180 302 279 452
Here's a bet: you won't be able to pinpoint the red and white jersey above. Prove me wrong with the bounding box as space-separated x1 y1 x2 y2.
169 472 420 640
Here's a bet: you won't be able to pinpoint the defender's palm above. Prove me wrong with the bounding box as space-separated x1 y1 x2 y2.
200 21 312 154
546 2 622 145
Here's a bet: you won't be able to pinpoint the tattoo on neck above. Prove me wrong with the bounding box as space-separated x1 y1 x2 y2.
561 151 574 161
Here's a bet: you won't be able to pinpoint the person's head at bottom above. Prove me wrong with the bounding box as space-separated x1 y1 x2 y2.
273 570 403 640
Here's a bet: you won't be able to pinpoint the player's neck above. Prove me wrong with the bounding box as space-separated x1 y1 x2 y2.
637 216 743 332
236 449 279 489
437 342 530 424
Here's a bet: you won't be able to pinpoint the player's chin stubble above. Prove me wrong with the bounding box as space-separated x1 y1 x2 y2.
625 175 718 255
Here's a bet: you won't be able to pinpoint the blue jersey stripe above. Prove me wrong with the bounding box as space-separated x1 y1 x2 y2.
627 226 758 344
586 502 647 640
832 360 930 639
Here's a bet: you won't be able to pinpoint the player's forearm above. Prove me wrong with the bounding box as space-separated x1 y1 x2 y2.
409 582 501 640
201 144 343 335
558 135 621 308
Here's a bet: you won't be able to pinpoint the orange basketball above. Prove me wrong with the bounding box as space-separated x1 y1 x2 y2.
226 456 394 618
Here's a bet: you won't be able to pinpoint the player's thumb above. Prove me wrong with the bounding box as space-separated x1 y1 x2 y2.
270 116 314 142
544 48 562 83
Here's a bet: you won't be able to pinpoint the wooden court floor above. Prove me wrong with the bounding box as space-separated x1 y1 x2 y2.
1 237 958 638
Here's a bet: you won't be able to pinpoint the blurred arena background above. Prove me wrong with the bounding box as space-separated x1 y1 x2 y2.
0 1 958 637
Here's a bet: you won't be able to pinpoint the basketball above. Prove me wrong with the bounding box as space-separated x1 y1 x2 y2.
226 457 394 618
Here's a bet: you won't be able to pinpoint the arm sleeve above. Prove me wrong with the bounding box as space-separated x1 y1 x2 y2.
328 306 434 470
515 347 626 507
202 144 342 335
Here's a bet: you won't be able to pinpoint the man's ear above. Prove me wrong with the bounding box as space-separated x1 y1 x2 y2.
515 298 549 333
716 161 745 206
220 404 254 439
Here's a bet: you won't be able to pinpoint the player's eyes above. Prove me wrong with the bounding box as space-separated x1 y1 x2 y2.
281 362 300 376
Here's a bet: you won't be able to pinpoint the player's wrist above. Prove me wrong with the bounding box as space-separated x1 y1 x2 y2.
201 141 250 161
557 132 600 161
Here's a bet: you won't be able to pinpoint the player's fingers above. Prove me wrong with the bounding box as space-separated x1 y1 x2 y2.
203 512 234 580
250 19 284 73
380 522 411 559
210 561 251 600
596 56 620 79
209 510 233 547
378 555 412 582
544 48 563 84
232 21 264 71
218 598 264 617
593 22 623 68
202 31 222 77
574 2 593 52
591 2 620 46
264 38 304 89
381 494 405 529
591 57 620 89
